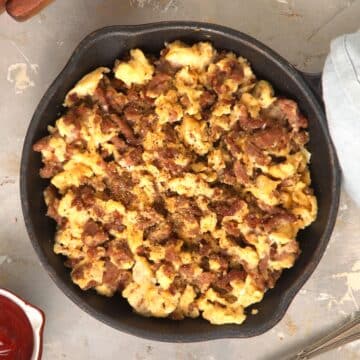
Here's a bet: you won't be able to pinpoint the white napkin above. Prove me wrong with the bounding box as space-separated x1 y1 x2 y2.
322 32 360 206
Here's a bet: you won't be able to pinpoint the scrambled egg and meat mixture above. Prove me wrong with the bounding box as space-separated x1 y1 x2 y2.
33 41 317 325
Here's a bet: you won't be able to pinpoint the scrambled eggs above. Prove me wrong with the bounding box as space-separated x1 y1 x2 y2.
34 41 317 325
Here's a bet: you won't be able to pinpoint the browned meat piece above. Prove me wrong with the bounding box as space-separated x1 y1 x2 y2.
167 196 202 217
223 221 241 237
208 201 229 219
39 162 62 178
82 219 109 247
110 78 127 92
162 262 176 278
213 269 247 293
247 269 266 292
233 160 250 185
256 202 283 214
102 261 120 286
136 245 150 258
266 270 282 289
225 59 244 81
102 261 132 291
239 116 267 132
221 163 237 186
71 185 96 209
209 198 245 221
62 106 84 133
67 93 81 106
251 126 289 150
44 186 64 225
263 212 297 232
104 212 126 233
164 241 181 263
93 86 109 112
124 104 142 124
279 175 301 189
269 241 299 264
126 86 141 103
107 241 134 268
168 276 187 296
179 94 191 108
194 272 216 292
258 256 283 289
66 140 87 156
172 211 200 240
145 221 173 243
104 169 135 207
198 239 212 257
209 254 229 272
121 147 144 166
209 123 227 142
146 72 172 97
179 264 195 280
126 86 154 112
210 70 227 94
292 131 309 146
251 254 277 290
64 257 83 269
116 270 132 291
106 163 134 185
109 188 134 208
237 104 267 131
165 248 180 263
224 131 242 157
109 113 139 146
99 114 117 133
243 140 270 165
245 213 261 228
137 208 165 230
270 99 308 131
210 61 244 95
154 148 186 175
46 201 63 225
258 256 269 278
71 263 99 290
154 59 179 76
93 78 126 114
109 136 127 152
105 85 127 113
199 90 217 110
33 135 50 152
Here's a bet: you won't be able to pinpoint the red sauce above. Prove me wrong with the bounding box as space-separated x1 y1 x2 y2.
0 295 34 360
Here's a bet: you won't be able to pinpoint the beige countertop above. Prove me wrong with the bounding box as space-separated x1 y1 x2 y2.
0 1 359 359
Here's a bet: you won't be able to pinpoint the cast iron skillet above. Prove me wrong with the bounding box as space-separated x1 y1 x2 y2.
20 22 341 342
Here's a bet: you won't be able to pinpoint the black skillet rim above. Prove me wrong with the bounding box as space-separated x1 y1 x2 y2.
20 21 341 342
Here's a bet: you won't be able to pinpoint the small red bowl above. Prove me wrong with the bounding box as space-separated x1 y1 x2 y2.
0 288 45 360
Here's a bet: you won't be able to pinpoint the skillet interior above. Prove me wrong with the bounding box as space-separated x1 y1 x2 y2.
20 22 340 341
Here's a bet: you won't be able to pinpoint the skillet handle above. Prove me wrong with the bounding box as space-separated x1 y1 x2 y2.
298 71 323 106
